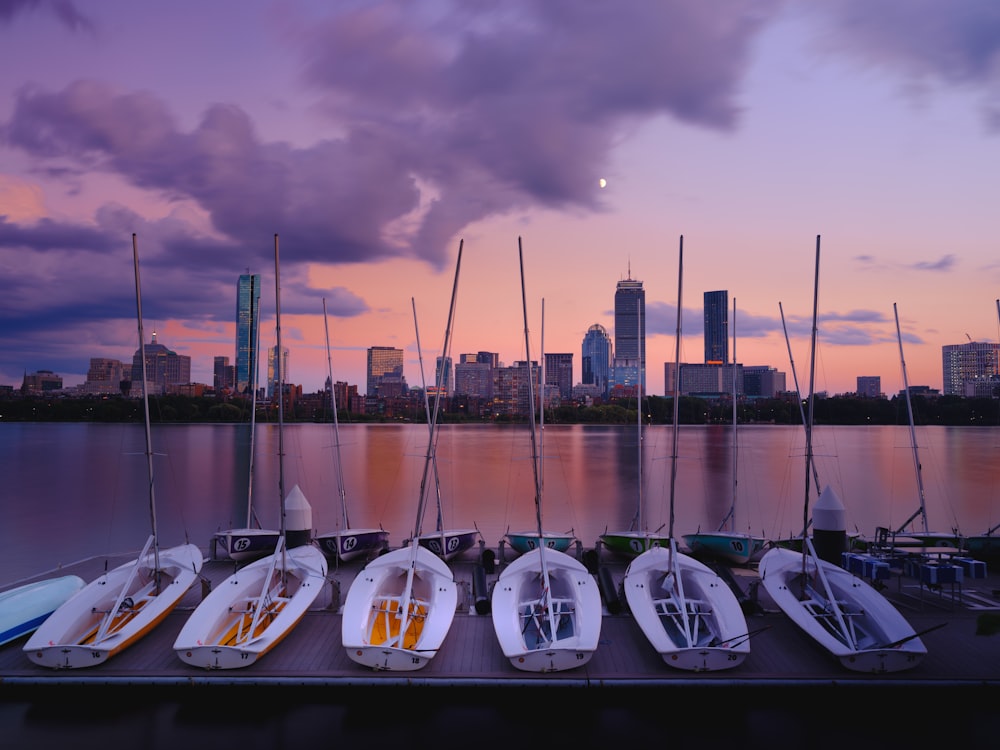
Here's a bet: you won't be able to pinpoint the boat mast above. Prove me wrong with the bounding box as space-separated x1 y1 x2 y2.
779 301 821 496
322 298 350 532
131 233 161 586
412 239 463 541
992 299 1000 536
635 299 643 533
668 236 683 541
411 297 447 545
519 239 550 584
803 236 820 573
274 234 287 572
893 302 929 535
540 298 546 513
721 298 738 532
246 273 261 528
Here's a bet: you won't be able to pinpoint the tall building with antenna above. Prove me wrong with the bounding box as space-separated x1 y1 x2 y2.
613 266 644 394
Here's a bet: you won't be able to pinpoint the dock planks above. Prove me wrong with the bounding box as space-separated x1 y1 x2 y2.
2 546 999 688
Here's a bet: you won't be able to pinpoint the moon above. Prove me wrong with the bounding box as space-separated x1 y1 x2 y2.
598 178 607 188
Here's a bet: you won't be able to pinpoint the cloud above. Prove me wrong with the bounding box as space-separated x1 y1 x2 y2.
854 252 959 274
909 254 957 272
0 0 93 31
2 2 778 273
805 0 1000 132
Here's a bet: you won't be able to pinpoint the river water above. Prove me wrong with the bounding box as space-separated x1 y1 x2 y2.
1 421 996 743
2 421 998 583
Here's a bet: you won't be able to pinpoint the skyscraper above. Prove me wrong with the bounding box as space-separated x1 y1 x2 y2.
942 341 1000 396
131 331 191 395
366 346 405 397
455 354 494 399
435 355 453 396
266 345 289 398
856 376 881 398
235 273 261 395
704 290 728 364
581 324 612 396
613 274 644 392
544 352 573 401
214 356 235 393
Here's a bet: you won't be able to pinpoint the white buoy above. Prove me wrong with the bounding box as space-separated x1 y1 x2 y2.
284 484 313 548
813 484 847 564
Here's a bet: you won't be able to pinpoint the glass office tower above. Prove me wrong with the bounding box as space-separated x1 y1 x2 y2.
366 346 405 397
704 290 728 364
236 273 262 395
581 324 612 396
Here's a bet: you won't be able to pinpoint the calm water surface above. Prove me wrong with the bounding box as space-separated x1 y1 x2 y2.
2 421 998 583
2 422 997 744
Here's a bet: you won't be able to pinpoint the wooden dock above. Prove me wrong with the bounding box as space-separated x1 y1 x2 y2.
3 542 999 689
3 544 998 745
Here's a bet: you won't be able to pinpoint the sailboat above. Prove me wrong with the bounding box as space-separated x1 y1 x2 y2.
963 299 1000 562
759 236 928 674
767 301 823 552
213 272 281 563
600 300 670 558
490 237 602 673
173 234 329 670
621 235 752 672
24 234 204 669
411 256 480 562
504 299 578 556
683 298 766 565
0 575 84 647
314 297 389 563
879 302 962 549
339 243 462 671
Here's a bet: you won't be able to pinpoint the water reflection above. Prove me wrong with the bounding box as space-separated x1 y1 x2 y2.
2 422 999 582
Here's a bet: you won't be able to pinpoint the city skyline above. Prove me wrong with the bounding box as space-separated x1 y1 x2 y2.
2 3 999 398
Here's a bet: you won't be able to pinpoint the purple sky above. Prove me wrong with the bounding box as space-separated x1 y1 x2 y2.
1 0 998 397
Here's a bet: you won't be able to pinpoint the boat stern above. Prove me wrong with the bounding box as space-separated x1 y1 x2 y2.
24 643 113 669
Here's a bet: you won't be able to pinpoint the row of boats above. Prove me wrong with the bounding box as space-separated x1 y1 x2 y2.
0 235 988 677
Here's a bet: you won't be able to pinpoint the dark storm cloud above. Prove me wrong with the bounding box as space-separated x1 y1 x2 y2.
0 0 93 31
299 1 773 261
0 211 367 347
3 82 420 271
3 2 776 274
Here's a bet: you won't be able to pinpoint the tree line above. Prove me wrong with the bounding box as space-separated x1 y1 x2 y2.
2 392 998 427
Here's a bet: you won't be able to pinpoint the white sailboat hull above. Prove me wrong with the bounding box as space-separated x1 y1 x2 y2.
24 543 203 669
0 575 86 646
759 546 926 673
623 545 750 672
491 547 602 672
341 545 458 671
174 542 327 670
